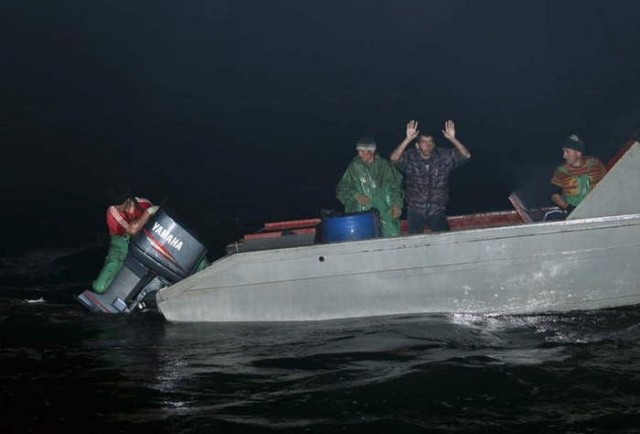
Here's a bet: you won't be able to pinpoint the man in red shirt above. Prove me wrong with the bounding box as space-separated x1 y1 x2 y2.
92 185 159 293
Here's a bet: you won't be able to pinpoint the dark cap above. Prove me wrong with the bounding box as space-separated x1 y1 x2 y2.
356 134 377 151
563 134 586 153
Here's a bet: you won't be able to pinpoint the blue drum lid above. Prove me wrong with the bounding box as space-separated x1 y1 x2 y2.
321 211 379 242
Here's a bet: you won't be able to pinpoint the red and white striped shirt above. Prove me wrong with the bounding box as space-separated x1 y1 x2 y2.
106 197 153 236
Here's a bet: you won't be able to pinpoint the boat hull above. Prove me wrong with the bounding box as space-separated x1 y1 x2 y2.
156 214 640 322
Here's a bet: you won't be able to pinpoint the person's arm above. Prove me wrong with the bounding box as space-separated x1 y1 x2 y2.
390 120 420 162
551 193 570 210
442 120 471 159
551 187 575 213
126 211 152 235
386 163 404 218
125 202 159 235
550 169 573 212
591 158 607 186
337 164 360 206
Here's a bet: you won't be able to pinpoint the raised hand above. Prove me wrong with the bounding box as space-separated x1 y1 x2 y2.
406 120 420 141
442 120 456 141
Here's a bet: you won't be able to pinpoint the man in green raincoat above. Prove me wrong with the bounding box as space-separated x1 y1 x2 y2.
336 134 404 237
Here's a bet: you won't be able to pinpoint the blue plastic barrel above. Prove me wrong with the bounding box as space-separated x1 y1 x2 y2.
321 211 379 243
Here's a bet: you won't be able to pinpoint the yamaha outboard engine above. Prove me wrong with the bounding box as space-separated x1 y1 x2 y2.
76 208 207 313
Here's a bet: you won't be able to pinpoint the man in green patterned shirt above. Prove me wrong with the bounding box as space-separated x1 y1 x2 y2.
550 134 607 215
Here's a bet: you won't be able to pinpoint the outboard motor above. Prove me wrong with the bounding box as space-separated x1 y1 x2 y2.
76 208 207 314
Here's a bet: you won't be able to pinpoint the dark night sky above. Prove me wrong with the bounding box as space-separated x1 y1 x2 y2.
3 0 640 254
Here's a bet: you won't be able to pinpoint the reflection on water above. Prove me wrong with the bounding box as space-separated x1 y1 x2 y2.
2 287 640 433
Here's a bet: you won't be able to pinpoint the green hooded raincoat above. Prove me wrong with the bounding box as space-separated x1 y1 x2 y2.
336 155 404 237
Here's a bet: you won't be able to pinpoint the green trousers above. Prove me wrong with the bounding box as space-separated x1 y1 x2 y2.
92 235 129 293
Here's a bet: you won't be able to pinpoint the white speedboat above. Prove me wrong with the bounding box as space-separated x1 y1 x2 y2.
152 141 639 322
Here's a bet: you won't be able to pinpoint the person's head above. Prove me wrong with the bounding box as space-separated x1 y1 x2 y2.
561 134 585 166
356 134 376 164
416 134 436 157
108 183 137 213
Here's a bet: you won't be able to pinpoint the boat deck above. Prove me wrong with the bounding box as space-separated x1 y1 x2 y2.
224 207 557 254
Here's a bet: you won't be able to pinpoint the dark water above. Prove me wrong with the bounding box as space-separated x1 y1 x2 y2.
5 2 640 431
2 245 640 433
